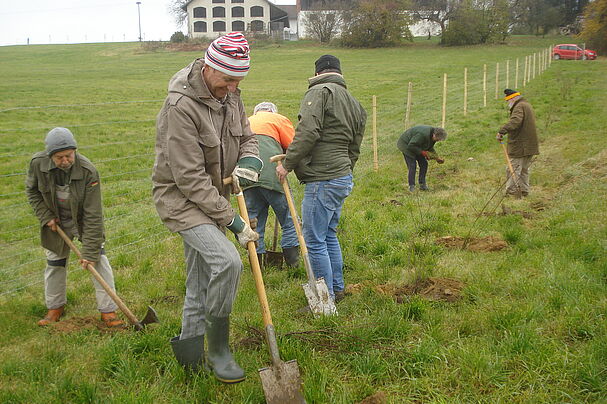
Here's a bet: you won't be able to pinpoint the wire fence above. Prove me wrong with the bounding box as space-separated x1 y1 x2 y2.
0 45 555 298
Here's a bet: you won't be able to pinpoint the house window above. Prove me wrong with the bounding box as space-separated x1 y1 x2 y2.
194 21 207 32
232 20 245 31
250 20 264 31
193 7 206 18
231 6 244 17
212 0 225 3
250 6 263 17
213 21 226 32
212 6 225 17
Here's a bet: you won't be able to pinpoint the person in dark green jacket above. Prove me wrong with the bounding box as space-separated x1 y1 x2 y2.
25 127 123 328
276 54 366 302
397 125 447 191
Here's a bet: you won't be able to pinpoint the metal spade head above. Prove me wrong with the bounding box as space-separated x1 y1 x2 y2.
302 278 338 317
140 306 159 327
259 359 305 404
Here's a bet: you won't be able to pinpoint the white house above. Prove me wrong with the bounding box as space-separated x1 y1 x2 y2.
183 0 292 39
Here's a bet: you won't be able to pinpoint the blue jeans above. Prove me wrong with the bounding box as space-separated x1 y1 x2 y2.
403 153 428 186
302 174 353 298
244 187 298 254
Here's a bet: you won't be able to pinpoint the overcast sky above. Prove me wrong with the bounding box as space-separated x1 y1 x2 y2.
0 0 295 47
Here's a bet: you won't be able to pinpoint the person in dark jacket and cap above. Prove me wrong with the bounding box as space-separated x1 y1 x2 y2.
397 125 447 192
25 127 124 328
276 54 366 303
496 89 539 196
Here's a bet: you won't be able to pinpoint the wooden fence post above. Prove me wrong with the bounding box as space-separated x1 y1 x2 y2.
483 64 487 107
533 53 536 80
549 45 552 67
495 62 499 100
515 58 519 89
442 73 447 128
506 59 510 89
463 67 468 116
404 81 412 130
523 56 527 87
372 95 378 172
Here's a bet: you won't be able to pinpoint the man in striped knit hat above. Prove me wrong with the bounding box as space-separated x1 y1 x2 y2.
153 32 261 383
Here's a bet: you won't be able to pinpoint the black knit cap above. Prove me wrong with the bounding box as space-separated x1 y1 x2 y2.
315 54 341 74
504 88 517 96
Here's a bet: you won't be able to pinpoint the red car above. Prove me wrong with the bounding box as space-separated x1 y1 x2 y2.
552 44 598 60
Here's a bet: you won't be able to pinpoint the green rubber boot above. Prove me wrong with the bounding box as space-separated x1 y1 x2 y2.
170 335 204 372
205 315 246 383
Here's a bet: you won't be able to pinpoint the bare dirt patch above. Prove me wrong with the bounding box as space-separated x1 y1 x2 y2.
150 295 180 304
435 235 508 252
50 316 126 334
358 391 387 404
347 277 465 303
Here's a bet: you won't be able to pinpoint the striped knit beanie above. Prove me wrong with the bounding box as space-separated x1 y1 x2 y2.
204 32 250 77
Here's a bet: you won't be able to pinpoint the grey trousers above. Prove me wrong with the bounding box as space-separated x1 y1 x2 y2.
178 224 243 340
506 155 534 195
44 247 118 313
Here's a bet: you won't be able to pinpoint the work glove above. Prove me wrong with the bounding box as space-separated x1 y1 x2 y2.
420 151 429 159
496 133 505 142
227 215 259 248
233 156 263 188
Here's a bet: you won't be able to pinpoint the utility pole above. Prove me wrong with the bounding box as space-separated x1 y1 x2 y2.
136 2 142 42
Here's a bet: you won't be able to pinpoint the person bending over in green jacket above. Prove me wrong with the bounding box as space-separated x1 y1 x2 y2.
397 125 447 192
26 127 124 328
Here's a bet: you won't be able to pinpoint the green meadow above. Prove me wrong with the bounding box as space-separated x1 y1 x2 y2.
0 36 605 403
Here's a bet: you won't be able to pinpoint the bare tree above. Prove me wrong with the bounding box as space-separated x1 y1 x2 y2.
303 1 349 43
168 0 189 27
410 0 460 34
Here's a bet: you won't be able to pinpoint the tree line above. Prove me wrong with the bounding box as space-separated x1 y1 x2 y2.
303 0 602 48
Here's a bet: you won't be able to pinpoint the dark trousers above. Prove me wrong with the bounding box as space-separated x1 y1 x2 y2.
403 154 428 186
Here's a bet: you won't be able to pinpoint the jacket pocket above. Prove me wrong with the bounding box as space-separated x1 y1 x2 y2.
197 131 220 148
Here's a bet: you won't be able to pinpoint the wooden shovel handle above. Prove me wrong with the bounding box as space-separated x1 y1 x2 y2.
55 226 142 330
223 177 273 327
269 155 320 289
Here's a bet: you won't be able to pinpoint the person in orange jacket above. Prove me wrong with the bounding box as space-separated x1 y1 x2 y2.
244 102 300 267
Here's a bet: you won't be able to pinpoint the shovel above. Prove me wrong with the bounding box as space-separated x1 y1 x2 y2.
56 225 159 331
265 217 284 269
269 154 337 317
223 176 305 403
500 142 523 199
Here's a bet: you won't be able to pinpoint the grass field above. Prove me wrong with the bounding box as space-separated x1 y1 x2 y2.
0 35 606 403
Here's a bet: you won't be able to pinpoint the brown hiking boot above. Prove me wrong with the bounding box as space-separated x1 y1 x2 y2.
38 306 64 326
101 312 125 328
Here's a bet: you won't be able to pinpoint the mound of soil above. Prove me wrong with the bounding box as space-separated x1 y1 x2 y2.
378 277 464 303
346 277 465 303
435 235 508 252
358 392 386 404
50 316 126 334
150 295 180 304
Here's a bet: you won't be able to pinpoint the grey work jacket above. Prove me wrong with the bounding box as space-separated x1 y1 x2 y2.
152 58 258 232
